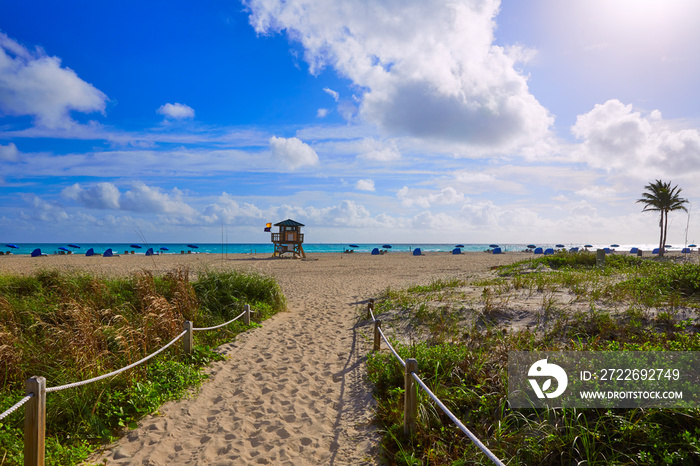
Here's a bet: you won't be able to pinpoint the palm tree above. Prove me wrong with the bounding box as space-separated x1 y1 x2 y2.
637 180 688 257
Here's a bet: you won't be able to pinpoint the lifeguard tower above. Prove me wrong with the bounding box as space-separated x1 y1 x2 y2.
271 219 306 259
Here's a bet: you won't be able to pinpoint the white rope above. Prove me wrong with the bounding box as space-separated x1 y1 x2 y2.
411 373 505 466
369 307 375 322
193 310 246 331
0 393 34 421
377 326 406 368
46 330 188 393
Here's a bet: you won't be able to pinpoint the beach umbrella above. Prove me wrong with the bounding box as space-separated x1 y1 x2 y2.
187 244 199 249
527 244 537 249
68 244 80 248
58 247 70 252
382 244 392 249
5 244 18 249
349 244 359 248
160 247 169 251
555 244 565 248
689 244 697 248
455 244 465 248
584 244 593 248
489 244 499 248
611 244 620 248
665 245 672 248
130 244 142 249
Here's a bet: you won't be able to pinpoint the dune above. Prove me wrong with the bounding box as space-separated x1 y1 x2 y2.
0 251 526 464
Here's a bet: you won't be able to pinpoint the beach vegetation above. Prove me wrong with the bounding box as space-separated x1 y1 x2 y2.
0 267 285 465
367 255 700 465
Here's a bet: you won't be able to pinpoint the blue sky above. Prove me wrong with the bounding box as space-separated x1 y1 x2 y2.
2 0 700 245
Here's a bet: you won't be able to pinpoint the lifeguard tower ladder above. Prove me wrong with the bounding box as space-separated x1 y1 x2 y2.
271 219 306 259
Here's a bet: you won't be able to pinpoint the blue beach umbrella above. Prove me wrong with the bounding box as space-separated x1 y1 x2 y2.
68 244 80 248
584 244 593 248
5 244 18 249
689 244 697 248
527 244 537 249
382 244 392 249
611 244 620 248
58 247 70 252
349 244 359 248
556 244 565 248
489 244 499 248
160 247 169 251
187 244 198 249
130 244 142 249
455 244 465 248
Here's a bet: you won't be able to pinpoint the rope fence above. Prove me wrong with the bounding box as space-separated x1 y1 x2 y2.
365 299 505 466
0 394 34 421
1 304 252 466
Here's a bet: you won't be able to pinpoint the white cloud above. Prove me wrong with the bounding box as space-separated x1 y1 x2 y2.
316 108 329 118
572 99 700 177
0 33 107 129
397 186 465 208
61 181 198 218
0 142 19 161
244 0 553 150
157 103 195 120
62 182 121 209
200 192 265 225
357 137 401 162
269 136 319 169
121 182 197 216
355 178 375 191
323 87 339 101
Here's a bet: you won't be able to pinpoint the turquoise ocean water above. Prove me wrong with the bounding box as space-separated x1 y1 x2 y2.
0 242 684 256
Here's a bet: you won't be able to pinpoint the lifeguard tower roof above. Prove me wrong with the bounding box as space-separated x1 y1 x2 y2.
274 219 305 227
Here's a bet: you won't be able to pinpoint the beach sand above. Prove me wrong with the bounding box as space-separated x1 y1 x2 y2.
0 251 527 465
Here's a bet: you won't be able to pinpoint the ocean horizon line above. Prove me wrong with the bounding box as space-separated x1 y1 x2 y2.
1 242 696 256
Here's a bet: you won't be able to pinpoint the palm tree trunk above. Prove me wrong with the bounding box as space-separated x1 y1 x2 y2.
659 211 665 257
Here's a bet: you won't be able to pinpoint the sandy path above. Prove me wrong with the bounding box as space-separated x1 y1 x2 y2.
0 252 526 465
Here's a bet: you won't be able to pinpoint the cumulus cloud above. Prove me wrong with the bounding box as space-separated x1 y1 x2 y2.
157 103 195 120
397 186 465 208
269 136 319 169
201 193 265 225
0 33 107 128
62 182 121 209
357 137 401 162
0 142 19 161
355 178 375 191
61 181 198 217
244 0 552 149
572 99 700 176
316 108 329 118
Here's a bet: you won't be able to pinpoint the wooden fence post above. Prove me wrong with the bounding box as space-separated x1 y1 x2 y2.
24 376 46 466
404 359 418 437
596 249 606 268
373 320 381 351
367 299 374 320
244 304 250 326
183 321 193 355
